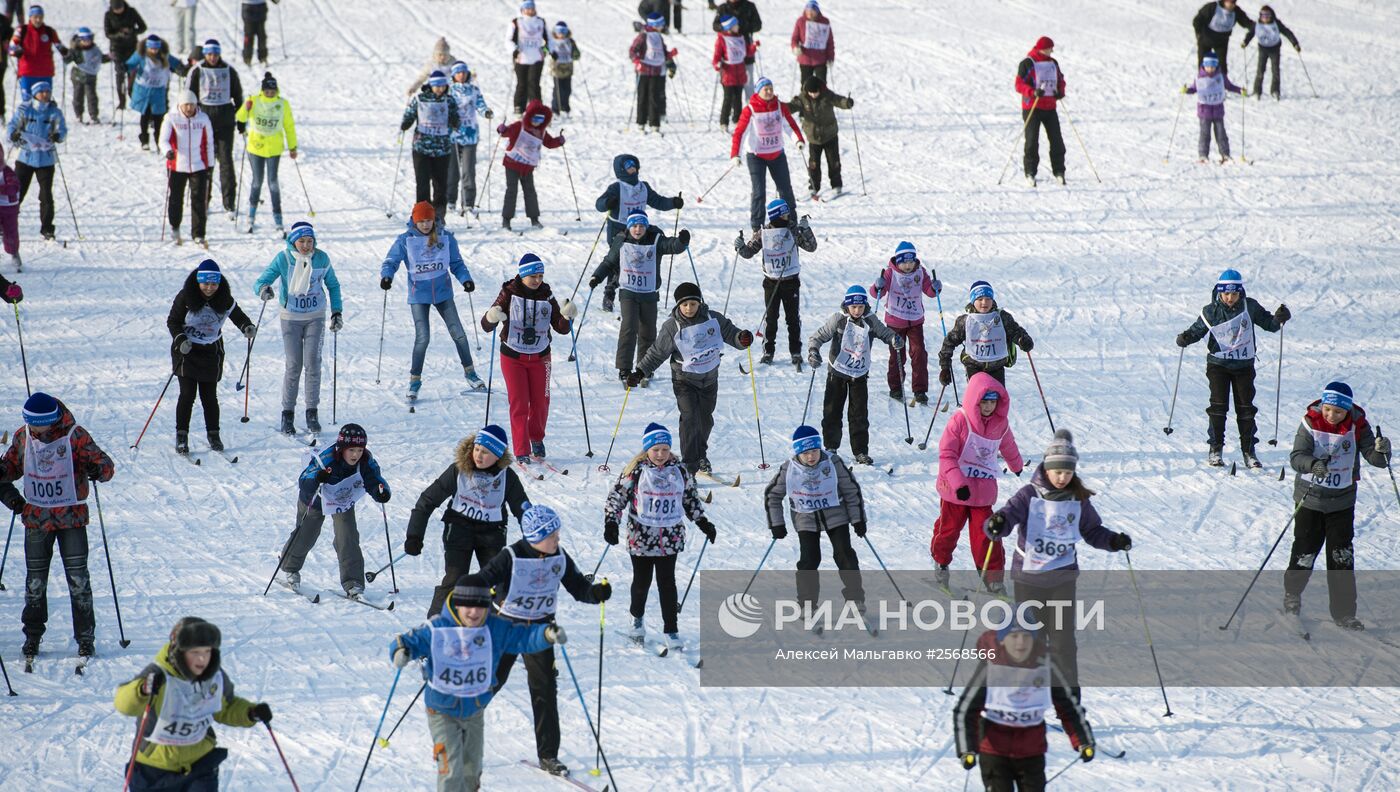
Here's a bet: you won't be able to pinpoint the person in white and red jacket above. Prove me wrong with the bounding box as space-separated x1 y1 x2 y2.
789 0 834 86
495 98 563 231
159 89 214 246
729 76 803 232
1014 36 1067 187
629 13 675 133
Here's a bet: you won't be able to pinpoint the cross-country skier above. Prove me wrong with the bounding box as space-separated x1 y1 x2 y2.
160 90 214 247
1175 268 1288 467
8 6 66 102
870 241 941 403
790 0 834 86
186 39 243 220
234 71 296 235
937 280 1034 388
253 221 341 437
0 146 21 268
588 209 691 384
730 76 803 232
711 0 761 98
510 0 548 116
930 372 1023 594
390 574 567 791
126 35 186 150
953 624 1096 791
402 70 461 224
807 285 903 465
1182 52 1245 163
405 426 532 618
172 0 198 54
495 99 563 231
6 79 65 240
630 282 753 474
240 0 277 68
1284 382 1391 631
592 153 681 313
63 27 110 124
446 61 493 217
604 422 715 650
785 75 851 200
276 423 391 599
104 0 148 113
734 198 814 367
167 259 255 454
478 504 612 777
630 13 676 133
1193 0 1253 77
0 391 115 663
1015 36 1067 187
115 618 273 790
379 200 485 401
481 252 577 460
1242 5 1300 100
712 16 754 131
547 22 579 118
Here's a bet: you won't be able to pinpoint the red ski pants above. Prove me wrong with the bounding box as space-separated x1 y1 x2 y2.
930 499 1003 580
500 353 551 457
886 322 929 394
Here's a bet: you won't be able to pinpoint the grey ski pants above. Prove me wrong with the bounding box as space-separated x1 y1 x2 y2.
280 501 365 592
428 709 485 792
280 317 325 412
1199 117 1230 159
446 142 478 209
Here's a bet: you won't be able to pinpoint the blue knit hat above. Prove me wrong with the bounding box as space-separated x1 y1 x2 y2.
625 210 649 230
76 27 94 40
520 0 535 9
842 284 869 308
792 424 822 454
645 13 665 29
805 0 821 11
720 15 739 30
428 70 449 88
642 422 672 451
29 81 51 97
286 222 314 245
195 259 222 284
450 61 470 77
476 424 509 458
22 392 60 427
1321 381 1353 411
891 241 918 266
755 76 774 92
27 5 42 16
969 280 994 302
1202 52 1220 69
521 505 561 544
202 39 221 54
1215 268 1244 293
766 198 789 221
518 252 546 277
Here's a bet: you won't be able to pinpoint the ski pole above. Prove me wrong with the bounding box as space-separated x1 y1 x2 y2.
353 666 403 792
569 218 609 301
1025 351 1056 433
379 502 399 594
1296 49 1319 98
93 482 131 648
263 722 302 792
917 383 949 450
569 324 595 457
1218 481 1316 632
385 132 406 218
849 105 867 195
374 291 388 384
1046 753 1082 785
465 290 481 351
900 353 913 444
1058 100 1101 183
130 372 176 451
707 67 719 131
239 304 268 425
376 681 425 748
0 653 14 696
1267 328 1283 445
745 346 770 469
1164 87 1187 163
581 77 597 118
678 539 708 612
0 512 13 590
559 645 619 792
592 599 605 777
558 127 582 221
121 701 154 792
800 365 817 424
160 170 171 241
1239 77 1247 164
482 328 498 424
479 133 501 215
742 537 777 597
262 463 329 597
52 147 82 240
590 545 610 578
237 300 270 391
997 94 1040 185
365 552 407 584
1163 346 1184 435
626 72 640 129
683 243 702 289
694 161 737 204
942 602 976 695
234 133 247 228
292 157 315 217
277 0 287 60
934 288 958 409
861 535 908 601
662 206 682 309
331 326 338 425
1125 551 1173 717
1379 427 1400 510
12 302 31 396
597 385 632 472
720 246 740 315
567 287 595 362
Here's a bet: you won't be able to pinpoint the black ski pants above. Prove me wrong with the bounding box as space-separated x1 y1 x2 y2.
615 292 658 374
15 162 55 237
427 525 507 618
636 74 666 128
138 111 161 146
1285 506 1357 621
242 3 270 64
502 168 539 222
673 374 718 473
761 276 801 356
495 639 562 761
412 150 451 223
720 85 742 126
208 119 238 213
1205 362 1257 451
513 62 543 114
821 371 869 456
1254 44 1283 97
746 152 798 232
980 753 1047 792
24 525 96 643
798 63 828 86
795 524 864 606
175 376 219 434
1197 33 1234 79
550 76 572 114
168 169 211 239
1022 108 1065 178
629 553 679 633
806 137 842 192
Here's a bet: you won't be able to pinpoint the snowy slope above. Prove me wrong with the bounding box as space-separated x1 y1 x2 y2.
3 0 1400 789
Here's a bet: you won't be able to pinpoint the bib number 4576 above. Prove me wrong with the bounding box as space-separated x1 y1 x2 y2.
510 594 555 612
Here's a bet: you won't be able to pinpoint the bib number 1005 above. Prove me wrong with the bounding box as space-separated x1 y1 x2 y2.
29 481 65 499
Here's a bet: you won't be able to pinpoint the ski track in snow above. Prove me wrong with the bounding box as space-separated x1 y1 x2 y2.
3 0 1400 789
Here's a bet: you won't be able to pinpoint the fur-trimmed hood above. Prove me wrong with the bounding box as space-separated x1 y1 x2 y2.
456 434 513 474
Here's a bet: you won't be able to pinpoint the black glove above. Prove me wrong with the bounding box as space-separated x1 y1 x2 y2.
9 131 19 143
1274 304 1291 325
673 195 685 209
696 516 717 543
770 523 787 540
590 579 612 602
142 668 166 697
236 121 246 135
48 132 60 143
983 514 1010 539
484 109 495 119
625 369 644 388
165 149 176 161
961 753 977 771
1054 91 1064 100
847 97 855 108
462 279 475 293
1175 332 1191 348
0 488 24 514
371 483 391 504
1034 88 1046 98
736 330 753 348
733 233 746 253
404 535 424 556
588 275 602 289
314 468 334 484
380 277 393 291
174 333 193 355
938 367 952 386
1109 532 1133 552
852 521 867 538
400 119 414 131
249 703 273 723
85 462 104 481
1017 335 1034 352
677 229 691 247
604 519 619 546
955 485 971 502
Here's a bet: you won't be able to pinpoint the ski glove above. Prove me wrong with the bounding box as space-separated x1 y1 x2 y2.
938 367 952 386
259 285 275 301
961 753 977 771
314 468 335 484
85 462 105 481
242 325 257 340
403 535 423 556
696 516 717 543
1310 458 1330 478
1109 532 1133 552
2 283 21 304
48 132 60 143
1274 304 1291 325
400 119 413 131
807 351 822 369
7 131 17 143
380 277 393 291
672 194 684 209
330 313 343 332
732 233 746 253
165 149 176 161
590 579 612 602
392 644 412 668
0 488 24 514
603 519 619 545
955 485 971 502
559 299 578 320
1055 91 1064 100
142 668 166 697
544 624 568 645
730 156 742 168
770 523 787 540
1034 88 1046 97
485 305 506 324
1375 435 1392 457
736 330 753 348
370 483 391 504
249 703 273 723
677 229 691 247
1175 332 1192 348
588 275 602 289
625 369 645 388
851 521 867 538
174 334 193 355
890 335 905 351
1017 335 1034 352
236 121 246 135
983 514 1010 540
462 279 475 293
484 109 494 119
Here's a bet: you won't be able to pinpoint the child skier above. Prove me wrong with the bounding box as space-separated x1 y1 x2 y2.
234 71 297 234
807 285 903 465
603 423 716 649
6 80 66 241
547 21 579 118
630 282 753 475
495 99 564 231
167 259 255 455
115 618 273 790
630 13 676 133
187 39 244 222
763 424 869 624
1285 382 1391 630
126 35 186 150
104 0 149 114
0 392 115 662
730 76 804 232
735 198 815 367
588 209 692 384
1175 268 1288 467
9 6 67 102
401 70 461 223
1183 52 1245 163
712 15 754 132
953 625 1096 791
789 0 834 86
276 423 391 599
160 90 214 247
511 1 549 116
379 201 485 401
938 280 1034 389
785 75 852 200
253 221 341 437
405 426 532 618
479 504 611 777
481 252 578 460
1015 36 1067 186
1242 5 1300 100
64 27 109 124
930 372 1023 594
984 429 1132 690
0 148 18 269
592 154 682 313
391 574 567 791
869 241 941 403
446 61 493 217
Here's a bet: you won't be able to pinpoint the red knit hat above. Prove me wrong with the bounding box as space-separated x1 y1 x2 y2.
411 200 435 223
1034 36 1054 51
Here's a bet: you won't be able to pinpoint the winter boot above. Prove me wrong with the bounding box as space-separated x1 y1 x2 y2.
853 453 873 465
503 218 512 232
346 584 365 599
305 409 321 433
1025 173 1037 187
601 292 615 313
831 186 844 198
889 388 903 401
1207 445 1224 467
463 365 486 391
665 632 683 651
1283 592 1301 615
282 570 301 591
698 457 712 473
790 354 803 369
21 635 39 658
934 564 951 591
1242 449 1262 469
171 227 183 245
985 580 1008 597
914 392 929 404
530 218 544 229
1334 616 1365 631
77 639 95 658
759 352 773 365
279 410 296 435
538 758 570 777
1054 173 1067 186
531 441 546 459
9 253 20 271
628 616 645 644
207 431 223 452
407 376 422 400
176 431 190 455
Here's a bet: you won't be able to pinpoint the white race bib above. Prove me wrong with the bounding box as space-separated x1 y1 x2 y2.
499 550 565 620
1203 309 1255 361
747 108 784 156
1195 72 1226 106
620 242 658 293
450 469 508 522
635 464 685 528
957 429 1002 481
615 181 648 222
517 17 546 64
760 226 799 279
786 454 839 514
506 129 543 167
136 61 170 89
22 430 78 508
964 312 1007 363
417 100 450 137
1031 61 1059 95
1256 22 1281 48
1308 424 1356 491
675 317 724 374
196 65 230 105
184 305 229 345
406 236 450 283
286 270 325 315
802 21 830 50
885 269 924 322
829 320 871 379
721 35 747 65
318 470 365 515
983 661 1052 728
150 672 225 747
1023 497 1083 573
642 32 666 67
428 625 494 698
505 294 552 355
1209 6 1236 33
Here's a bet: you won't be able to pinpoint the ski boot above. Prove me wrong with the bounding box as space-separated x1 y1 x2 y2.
10 253 21 271
830 186 844 198
698 457 713 474
1025 173 1037 187
759 352 773 365
1207 445 1224 467
628 616 645 645
601 292 615 313
346 584 365 600
77 639 95 658
407 376 423 402
665 632 683 651
538 758 570 777
207 431 224 452
913 392 929 405
463 365 486 391
790 354 803 369
889 389 903 401
985 580 1008 597
503 218 512 232
853 453 873 466
279 410 296 435
247 208 257 234
531 441 546 459
1334 616 1365 631
22 635 39 660
1242 449 1262 469
305 409 321 434
1054 173 1066 186
934 564 951 591
530 217 544 229
1283 592 1301 615
282 570 301 591
176 431 190 455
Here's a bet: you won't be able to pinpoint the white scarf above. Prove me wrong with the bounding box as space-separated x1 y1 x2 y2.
288 250 315 296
